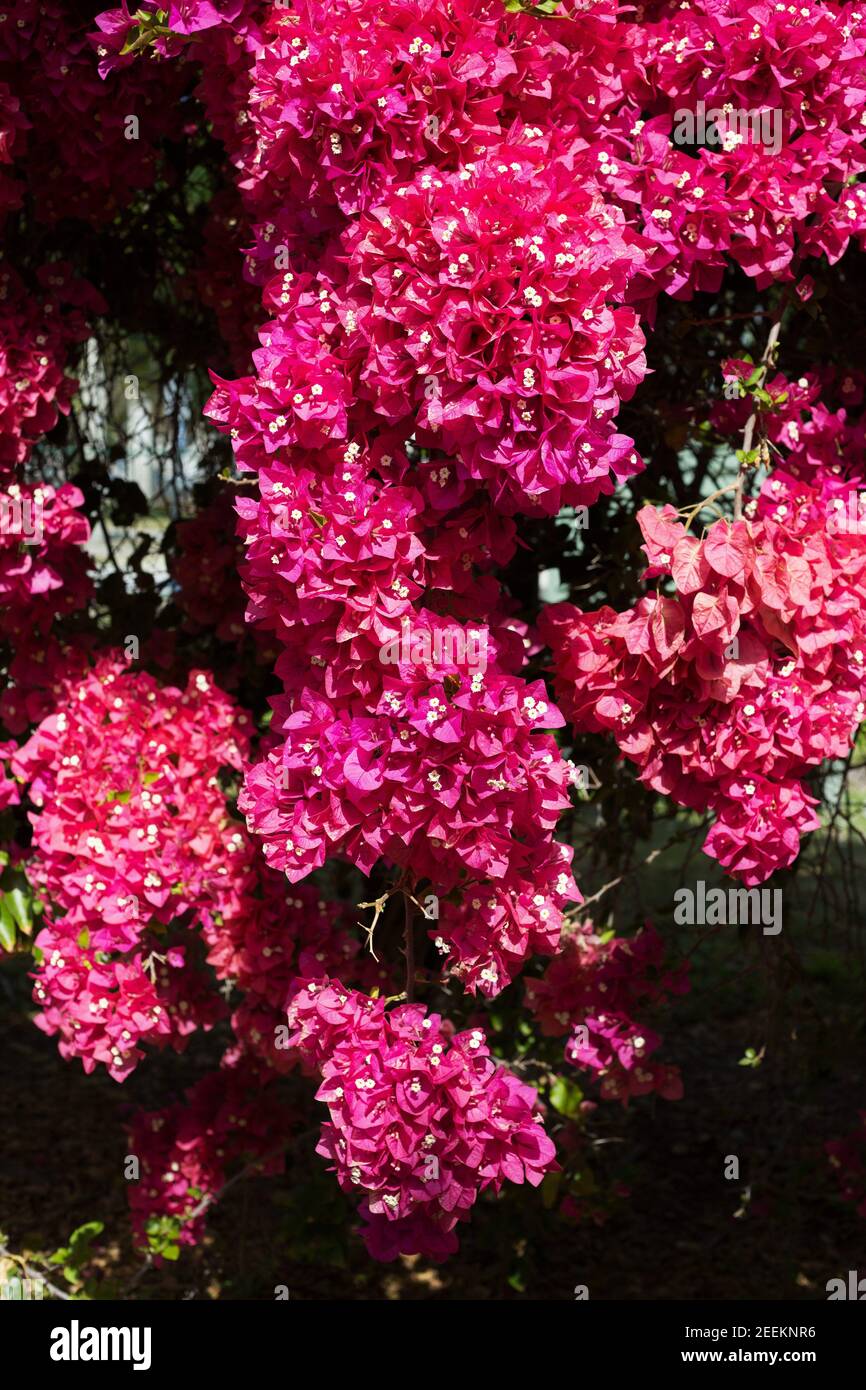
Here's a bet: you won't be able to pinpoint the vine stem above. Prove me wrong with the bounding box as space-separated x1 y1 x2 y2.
563 821 708 919
0 1245 73 1301
680 482 739 532
404 893 415 1003
734 316 783 521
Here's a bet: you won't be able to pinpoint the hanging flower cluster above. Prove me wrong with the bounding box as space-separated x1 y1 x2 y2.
542 459 866 884
619 0 866 301
285 977 557 1261
8 651 395 1086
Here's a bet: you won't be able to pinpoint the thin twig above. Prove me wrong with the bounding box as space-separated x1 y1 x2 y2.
734 317 782 521
404 894 415 1004
0 1244 73 1301
565 821 706 919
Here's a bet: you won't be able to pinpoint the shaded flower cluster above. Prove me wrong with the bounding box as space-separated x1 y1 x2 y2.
525 923 688 1105
0 479 92 737
827 1112 866 1219
126 1055 296 1254
0 264 104 477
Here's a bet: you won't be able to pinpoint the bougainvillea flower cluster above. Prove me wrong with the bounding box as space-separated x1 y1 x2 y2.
542 466 866 883
286 977 557 1260
126 1056 296 1253
11 658 254 1079
1 0 865 1267
827 1113 866 1219
0 264 105 477
526 923 689 1105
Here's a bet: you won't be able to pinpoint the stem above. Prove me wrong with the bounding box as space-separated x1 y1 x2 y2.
404 894 415 1003
681 483 739 532
564 821 707 918
0 1245 73 1301
734 317 782 521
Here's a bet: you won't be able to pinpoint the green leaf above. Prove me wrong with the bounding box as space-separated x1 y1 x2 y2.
68 1221 104 1251
48 1222 104 1288
738 1046 764 1068
119 29 145 56
549 1076 584 1118
6 886 32 934
0 898 16 951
